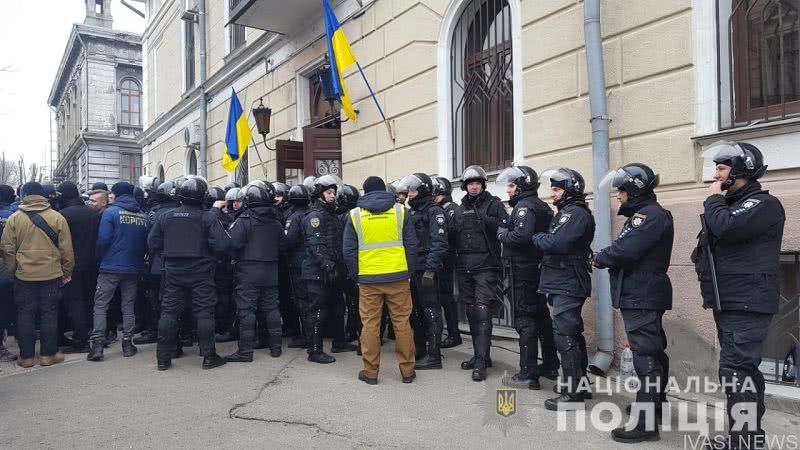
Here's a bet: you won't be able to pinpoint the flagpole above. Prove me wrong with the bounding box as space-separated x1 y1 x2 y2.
355 62 395 143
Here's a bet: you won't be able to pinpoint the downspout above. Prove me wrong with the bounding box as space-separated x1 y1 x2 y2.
584 0 614 376
198 0 208 178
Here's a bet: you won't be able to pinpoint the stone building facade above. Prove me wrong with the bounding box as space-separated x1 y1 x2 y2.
139 0 800 380
49 0 144 190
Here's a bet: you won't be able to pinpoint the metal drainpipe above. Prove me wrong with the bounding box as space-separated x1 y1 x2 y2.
584 0 614 376
198 0 208 178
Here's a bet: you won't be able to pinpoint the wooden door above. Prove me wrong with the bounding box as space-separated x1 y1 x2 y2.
302 127 342 178
275 140 304 184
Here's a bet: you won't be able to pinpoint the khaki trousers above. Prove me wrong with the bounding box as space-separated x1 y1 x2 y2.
359 280 415 378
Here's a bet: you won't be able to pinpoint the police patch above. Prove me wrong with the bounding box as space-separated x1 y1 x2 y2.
285 220 292 229
436 214 445 225
732 198 761 216
631 213 646 228
310 217 320 228
517 208 527 217
558 214 571 224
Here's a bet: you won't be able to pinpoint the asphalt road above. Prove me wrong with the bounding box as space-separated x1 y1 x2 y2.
0 338 797 449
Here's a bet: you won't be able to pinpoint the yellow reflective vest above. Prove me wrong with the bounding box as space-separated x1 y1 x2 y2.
349 204 408 277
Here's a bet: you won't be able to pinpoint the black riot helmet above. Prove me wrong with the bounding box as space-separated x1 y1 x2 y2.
461 165 487 191
204 186 225 208
156 181 176 202
223 181 241 192
540 167 586 207
313 174 342 198
703 141 768 190
288 184 311 207
599 163 659 198
242 182 276 207
337 184 360 210
133 187 146 208
177 175 208 206
432 177 452 197
273 182 290 200
496 166 539 198
139 176 161 197
385 182 398 197
398 173 434 198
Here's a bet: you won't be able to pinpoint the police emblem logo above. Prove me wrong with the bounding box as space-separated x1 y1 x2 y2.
631 213 646 228
436 215 445 225
496 389 517 418
559 214 570 224
517 208 527 217
742 199 761 209
310 217 320 228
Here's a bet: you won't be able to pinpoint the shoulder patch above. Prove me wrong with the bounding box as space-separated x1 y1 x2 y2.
631 213 647 228
436 214 445 225
732 198 762 216
285 220 292 230
558 213 571 224
310 217 320 228
517 208 527 217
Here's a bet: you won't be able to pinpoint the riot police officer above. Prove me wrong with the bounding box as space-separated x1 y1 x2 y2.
453 165 508 381
135 180 179 346
225 183 285 362
694 142 785 448
432 177 462 348
496 166 556 390
273 181 302 343
224 187 243 220
284 184 312 349
594 163 673 442
203 187 237 344
532 168 595 410
302 175 357 364
147 176 230 370
397 173 448 369
337 184 362 344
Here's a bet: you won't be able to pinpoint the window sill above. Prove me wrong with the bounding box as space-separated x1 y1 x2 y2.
692 116 800 146
224 45 248 65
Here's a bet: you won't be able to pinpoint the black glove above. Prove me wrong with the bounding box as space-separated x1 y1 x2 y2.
421 271 436 288
496 227 509 242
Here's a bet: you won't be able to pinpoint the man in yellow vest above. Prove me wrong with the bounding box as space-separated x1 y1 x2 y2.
343 176 419 385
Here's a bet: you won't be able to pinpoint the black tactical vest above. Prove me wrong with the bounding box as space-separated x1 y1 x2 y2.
161 206 210 259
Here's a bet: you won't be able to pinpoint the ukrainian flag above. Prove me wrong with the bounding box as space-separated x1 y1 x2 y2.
323 0 358 122
222 87 252 172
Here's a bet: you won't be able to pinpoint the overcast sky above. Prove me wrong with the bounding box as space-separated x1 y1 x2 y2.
0 0 144 172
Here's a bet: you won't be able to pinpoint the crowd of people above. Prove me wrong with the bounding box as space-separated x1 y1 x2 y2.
0 140 785 446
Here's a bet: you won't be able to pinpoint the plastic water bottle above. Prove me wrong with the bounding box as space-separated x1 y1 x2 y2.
621 344 636 381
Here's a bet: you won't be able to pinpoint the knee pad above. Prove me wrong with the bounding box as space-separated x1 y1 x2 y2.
719 367 756 393
554 334 578 353
513 316 533 339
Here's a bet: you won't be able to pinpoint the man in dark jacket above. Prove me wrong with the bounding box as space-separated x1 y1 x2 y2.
87 182 148 362
225 183 285 362
453 165 508 381
532 168 595 411
694 142 785 448
148 176 230 371
432 177 462 349
398 173 448 370
301 175 357 364
496 166 557 390
57 181 101 354
594 164 674 443
343 176 419 384
284 184 312 349
337 184 361 344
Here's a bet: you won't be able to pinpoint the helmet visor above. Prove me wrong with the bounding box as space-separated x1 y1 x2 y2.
315 174 342 192
397 174 424 193
495 167 526 186
462 165 487 181
599 168 629 192
702 141 745 165
225 188 240 201
539 167 572 184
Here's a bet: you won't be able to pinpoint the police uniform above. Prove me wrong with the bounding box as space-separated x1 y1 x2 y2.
284 202 310 345
454 189 508 376
148 203 230 366
139 198 178 344
437 195 461 346
407 195 448 366
212 206 236 340
532 196 594 402
277 202 302 340
228 205 284 357
694 180 785 441
497 190 557 384
302 199 348 359
595 194 674 416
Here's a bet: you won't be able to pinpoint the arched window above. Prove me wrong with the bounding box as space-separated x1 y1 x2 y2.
119 79 141 126
451 0 514 174
157 164 165 183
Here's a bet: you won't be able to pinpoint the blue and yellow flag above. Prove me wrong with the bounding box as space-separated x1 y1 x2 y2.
323 0 358 122
222 88 252 172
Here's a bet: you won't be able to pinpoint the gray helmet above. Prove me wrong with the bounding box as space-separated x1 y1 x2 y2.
461 165 487 191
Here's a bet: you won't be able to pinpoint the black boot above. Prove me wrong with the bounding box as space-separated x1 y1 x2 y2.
215 330 237 343
202 353 227 370
62 341 91 354
461 356 493 370
440 302 462 348
416 308 443 370
133 330 157 345
545 349 585 411
225 351 253 363
470 305 492 382
612 405 660 443
307 310 335 364
411 306 427 361
157 359 171 371
502 339 539 389
87 339 104 362
122 338 138 357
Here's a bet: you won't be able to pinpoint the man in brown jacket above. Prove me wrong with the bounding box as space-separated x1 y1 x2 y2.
0 182 74 368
